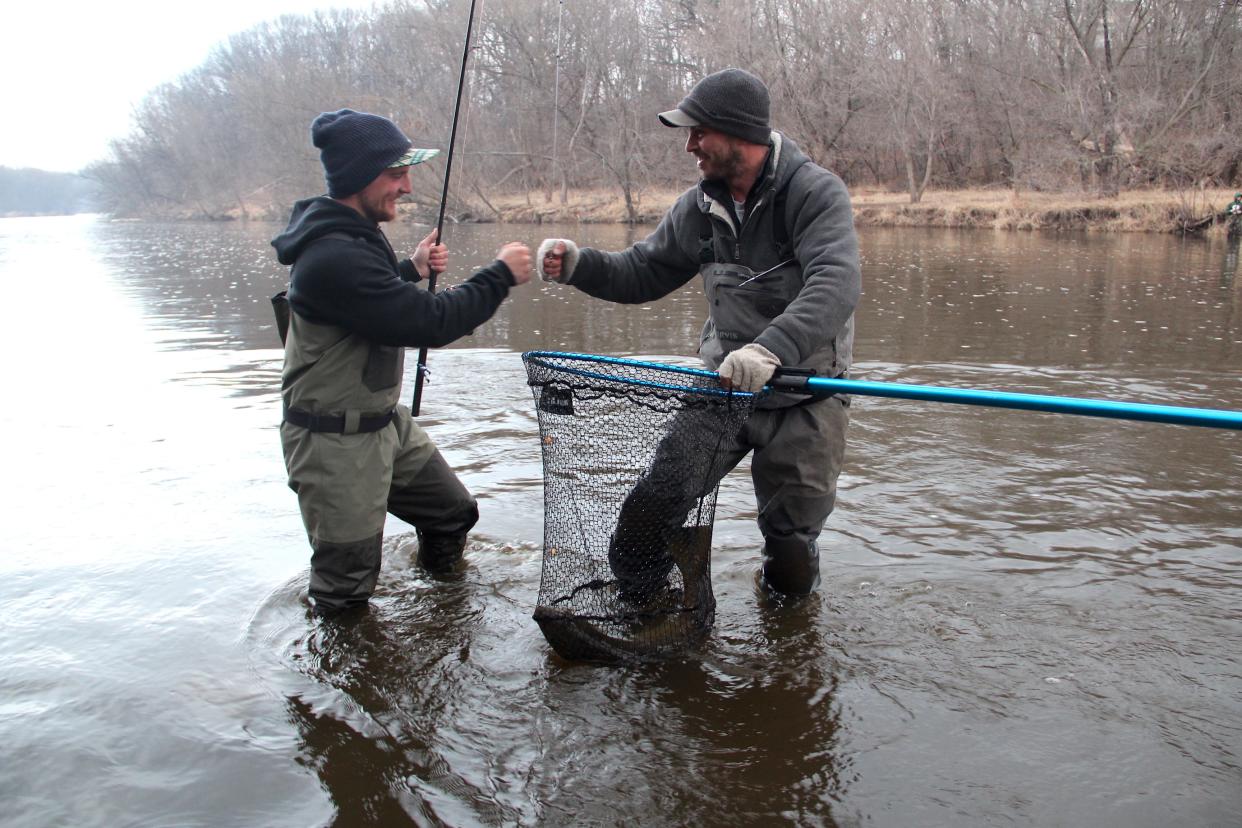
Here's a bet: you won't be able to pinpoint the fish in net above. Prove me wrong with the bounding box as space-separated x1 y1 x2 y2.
522 352 759 663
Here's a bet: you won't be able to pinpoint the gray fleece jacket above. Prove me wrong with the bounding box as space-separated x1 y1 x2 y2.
568 132 860 379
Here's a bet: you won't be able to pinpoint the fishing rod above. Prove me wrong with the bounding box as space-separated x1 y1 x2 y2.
412 0 480 417
768 369 1242 430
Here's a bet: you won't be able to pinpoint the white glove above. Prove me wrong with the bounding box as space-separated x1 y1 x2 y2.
718 343 780 393
536 238 580 283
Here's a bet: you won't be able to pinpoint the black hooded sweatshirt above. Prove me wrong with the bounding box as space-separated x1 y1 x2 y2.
271 196 515 348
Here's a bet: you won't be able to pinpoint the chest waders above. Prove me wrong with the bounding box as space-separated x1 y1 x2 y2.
692 188 852 594
274 242 477 615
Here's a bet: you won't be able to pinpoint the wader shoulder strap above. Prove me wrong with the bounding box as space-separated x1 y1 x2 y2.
772 187 790 249
271 291 291 345
697 205 715 265
271 230 358 346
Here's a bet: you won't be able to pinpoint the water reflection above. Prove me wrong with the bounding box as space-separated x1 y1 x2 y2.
1224 235 1239 284
264 546 848 825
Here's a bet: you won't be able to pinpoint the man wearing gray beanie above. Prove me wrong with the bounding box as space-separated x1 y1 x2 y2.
537 68 860 600
271 108 533 616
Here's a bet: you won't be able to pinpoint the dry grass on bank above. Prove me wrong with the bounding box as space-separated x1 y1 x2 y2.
483 187 683 225
481 185 1240 235
850 186 1239 234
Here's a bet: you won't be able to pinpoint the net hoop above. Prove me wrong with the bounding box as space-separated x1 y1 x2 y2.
523 351 756 400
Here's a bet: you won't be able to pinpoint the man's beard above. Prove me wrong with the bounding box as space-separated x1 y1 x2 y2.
697 144 745 182
358 191 397 223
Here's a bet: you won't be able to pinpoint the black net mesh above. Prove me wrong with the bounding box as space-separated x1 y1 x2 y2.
523 352 759 663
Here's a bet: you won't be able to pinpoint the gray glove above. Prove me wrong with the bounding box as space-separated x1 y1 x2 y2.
536 238 580 283
718 343 780 393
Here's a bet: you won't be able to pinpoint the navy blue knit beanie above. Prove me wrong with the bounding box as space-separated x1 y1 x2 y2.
311 109 413 198
658 68 771 145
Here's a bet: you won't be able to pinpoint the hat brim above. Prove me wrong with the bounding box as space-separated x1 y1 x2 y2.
389 147 441 168
658 108 700 128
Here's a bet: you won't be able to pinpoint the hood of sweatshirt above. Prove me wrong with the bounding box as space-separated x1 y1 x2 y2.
270 196 385 266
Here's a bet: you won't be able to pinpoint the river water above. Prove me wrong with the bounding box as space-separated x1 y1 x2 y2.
1 213 1239 827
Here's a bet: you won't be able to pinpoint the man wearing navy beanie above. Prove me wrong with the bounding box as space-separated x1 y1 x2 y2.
311 108 437 199
537 68 860 601
272 109 533 616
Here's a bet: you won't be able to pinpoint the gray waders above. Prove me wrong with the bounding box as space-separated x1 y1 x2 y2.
608 392 848 598
609 257 850 598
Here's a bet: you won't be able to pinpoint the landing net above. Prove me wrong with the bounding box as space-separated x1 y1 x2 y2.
522 351 758 663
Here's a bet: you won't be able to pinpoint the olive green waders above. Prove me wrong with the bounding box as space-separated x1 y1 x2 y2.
280 310 477 614
281 407 478 613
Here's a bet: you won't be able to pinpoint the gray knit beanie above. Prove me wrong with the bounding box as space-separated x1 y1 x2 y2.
311 109 438 198
658 68 771 145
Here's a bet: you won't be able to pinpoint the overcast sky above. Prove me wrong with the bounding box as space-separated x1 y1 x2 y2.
1 0 377 174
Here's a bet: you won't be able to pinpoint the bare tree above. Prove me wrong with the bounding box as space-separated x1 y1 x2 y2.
864 1 962 202
85 0 1242 216
1057 0 1151 195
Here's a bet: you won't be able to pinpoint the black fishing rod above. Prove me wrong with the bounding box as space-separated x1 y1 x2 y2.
412 0 480 416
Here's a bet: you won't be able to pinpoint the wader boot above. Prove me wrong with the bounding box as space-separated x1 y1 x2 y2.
760 534 821 595
416 529 468 574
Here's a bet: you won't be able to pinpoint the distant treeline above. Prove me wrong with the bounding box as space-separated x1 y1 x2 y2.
1 167 100 216
87 0 1242 221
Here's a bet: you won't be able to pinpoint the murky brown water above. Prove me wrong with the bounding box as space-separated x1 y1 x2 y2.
2 214 1239 826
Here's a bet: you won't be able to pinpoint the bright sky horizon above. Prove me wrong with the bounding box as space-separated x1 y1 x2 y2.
1 0 378 174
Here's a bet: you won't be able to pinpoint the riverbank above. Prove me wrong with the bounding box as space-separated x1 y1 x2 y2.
87 186 1241 235
482 186 1241 235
